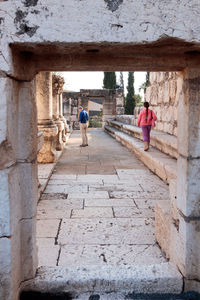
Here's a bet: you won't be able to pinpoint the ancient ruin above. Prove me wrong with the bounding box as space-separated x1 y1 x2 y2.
1 0 200 299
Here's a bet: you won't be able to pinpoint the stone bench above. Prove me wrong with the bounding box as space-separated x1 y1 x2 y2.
107 120 178 159
105 125 177 184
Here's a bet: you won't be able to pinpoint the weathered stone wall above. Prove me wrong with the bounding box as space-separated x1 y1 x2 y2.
145 72 183 136
1 0 200 298
63 89 124 129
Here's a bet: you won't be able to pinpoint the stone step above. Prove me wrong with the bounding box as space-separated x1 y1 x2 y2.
22 263 183 297
104 125 177 183
107 120 178 159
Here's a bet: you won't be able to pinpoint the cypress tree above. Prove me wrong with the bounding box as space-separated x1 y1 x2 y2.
125 72 135 115
103 72 116 89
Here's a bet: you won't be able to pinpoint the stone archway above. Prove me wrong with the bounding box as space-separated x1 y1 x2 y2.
1 1 200 299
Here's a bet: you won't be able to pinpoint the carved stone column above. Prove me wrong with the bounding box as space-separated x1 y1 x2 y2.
52 75 65 151
59 92 69 142
36 72 58 163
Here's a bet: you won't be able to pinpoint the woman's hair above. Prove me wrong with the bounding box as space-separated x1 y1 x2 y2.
144 101 149 121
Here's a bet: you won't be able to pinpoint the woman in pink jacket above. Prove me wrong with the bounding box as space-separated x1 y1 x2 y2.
137 102 157 151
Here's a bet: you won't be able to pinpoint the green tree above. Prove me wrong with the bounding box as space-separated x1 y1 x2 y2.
103 72 116 89
125 72 135 115
139 72 150 93
135 94 143 106
120 72 124 91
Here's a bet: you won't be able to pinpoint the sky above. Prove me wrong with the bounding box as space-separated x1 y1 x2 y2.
61 72 146 99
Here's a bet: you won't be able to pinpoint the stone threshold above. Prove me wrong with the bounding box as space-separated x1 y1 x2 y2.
107 120 178 159
21 263 183 296
105 125 177 184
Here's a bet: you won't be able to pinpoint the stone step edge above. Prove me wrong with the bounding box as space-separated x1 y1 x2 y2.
104 125 177 183
22 263 183 295
107 120 178 159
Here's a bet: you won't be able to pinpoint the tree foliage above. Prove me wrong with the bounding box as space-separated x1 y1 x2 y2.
125 72 135 115
103 72 116 89
139 71 150 93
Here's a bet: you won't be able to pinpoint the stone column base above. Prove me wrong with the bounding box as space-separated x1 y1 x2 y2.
37 124 58 163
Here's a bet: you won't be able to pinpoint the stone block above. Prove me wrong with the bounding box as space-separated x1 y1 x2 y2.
37 238 59 267
0 78 17 169
184 279 200 293
37 207 71 219
0 238 12 300
28 263 182 294
85 198 135 207
58 244 166 267
20 218 38 281
58 218 154 245
0 166 21 237
114 206 155 218
37 219 60 238
155 201 171 258
116 97 124 107
169 179 179 220
44 184 88 194
68 191 109 199
17 81 38 162
178 69 200 157
177 156 200 217
72 107 78 115
38 199 84 210
163 81 169 103
116 107 124 115
71 207 114 218
18 163 37 219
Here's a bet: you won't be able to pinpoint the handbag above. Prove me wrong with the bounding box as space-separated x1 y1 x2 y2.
151 111 156 128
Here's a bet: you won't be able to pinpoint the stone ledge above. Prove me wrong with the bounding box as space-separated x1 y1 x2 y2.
107 120 178 159
105 125 177 183
22 263 182 295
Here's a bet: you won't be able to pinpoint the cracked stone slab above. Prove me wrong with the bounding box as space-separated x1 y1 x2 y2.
38 199 84 210
50 174 77 180
58 244 166 267
25 263 183 294
44 184 88 194
37 208 71 220
58 218 155 245
85 198 136 207
113 206 155 218
110 190 170 200
71 207 114 219
36 219 60 238
68 191 109 199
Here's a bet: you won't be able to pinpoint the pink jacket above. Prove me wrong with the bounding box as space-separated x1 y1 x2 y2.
137 108 157 127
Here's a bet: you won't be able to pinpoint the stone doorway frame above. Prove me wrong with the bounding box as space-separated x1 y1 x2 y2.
2 43 200 299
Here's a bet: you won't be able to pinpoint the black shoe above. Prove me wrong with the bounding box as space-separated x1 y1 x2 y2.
80 144 87 147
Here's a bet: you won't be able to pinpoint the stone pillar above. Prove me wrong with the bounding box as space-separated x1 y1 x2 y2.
116 88 124 115
176 67 200 291
59 92 69 142
52 75 65 151
36 72 58 163
0 78 38 300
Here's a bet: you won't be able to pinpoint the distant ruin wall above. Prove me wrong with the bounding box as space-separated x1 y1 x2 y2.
145 72 183 137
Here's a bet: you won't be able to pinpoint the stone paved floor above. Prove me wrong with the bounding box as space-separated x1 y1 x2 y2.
37 129 170 268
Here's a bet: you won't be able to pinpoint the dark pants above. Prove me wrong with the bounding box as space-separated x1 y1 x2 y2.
141 125 151 142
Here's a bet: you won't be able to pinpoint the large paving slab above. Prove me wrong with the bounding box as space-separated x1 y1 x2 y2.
58 218 155 245
36 129 182 294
